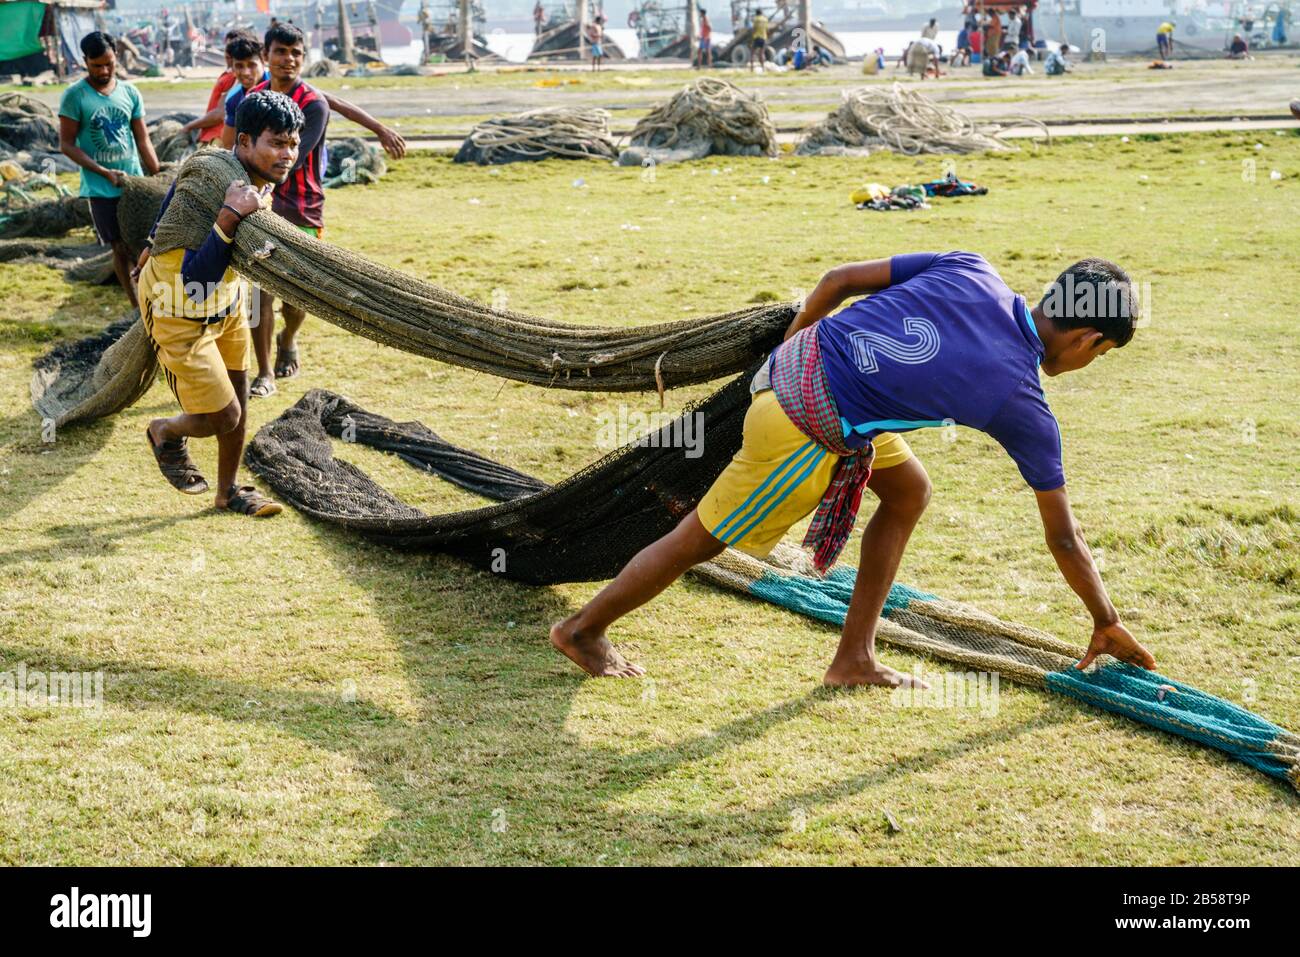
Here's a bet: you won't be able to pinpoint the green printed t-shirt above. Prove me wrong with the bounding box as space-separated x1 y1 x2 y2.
57 78 145 198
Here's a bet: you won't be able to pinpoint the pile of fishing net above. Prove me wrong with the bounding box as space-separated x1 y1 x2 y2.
0 195 92 239
305 59 345 78
0 238 112 283
324 136 389 186
148 112 202 165
795 83 1049 157
27 146 1300 795
617 77 778 167
0 92 75 175
453 108 618 165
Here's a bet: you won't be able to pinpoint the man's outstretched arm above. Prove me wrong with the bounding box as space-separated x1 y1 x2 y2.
783 258 892 340
321 93 407 159
1035 485 1155 671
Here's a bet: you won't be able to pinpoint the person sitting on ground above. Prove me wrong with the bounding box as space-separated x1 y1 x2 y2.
1227 33 1250 58
136 92 305 518
813 43 832 66
1044 42 1071 75
58 31 162 310
550 253 1156 686
1010 45 1033 75
983 48 1010 76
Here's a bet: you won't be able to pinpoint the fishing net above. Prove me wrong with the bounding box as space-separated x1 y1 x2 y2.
30 314 158 428
241 386 1300 793
617 77 778 167
148 115 200 165
453 108 619 165
0 237 112 283
0 195 92 239
31 149 792 427
324 136 389 186
795 84 1049 157
305 59 345 78
0 92 60 153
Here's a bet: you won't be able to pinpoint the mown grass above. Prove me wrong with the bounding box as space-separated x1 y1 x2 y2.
1 128 1297 865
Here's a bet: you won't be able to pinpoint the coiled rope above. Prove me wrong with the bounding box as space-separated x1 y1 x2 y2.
797 83 1051 156
457 107 619 164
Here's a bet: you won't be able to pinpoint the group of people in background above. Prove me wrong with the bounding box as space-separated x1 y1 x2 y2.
55 24 407 517
903 5 1068 80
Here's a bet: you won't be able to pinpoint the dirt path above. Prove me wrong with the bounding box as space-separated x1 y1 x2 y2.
18 54 1300 127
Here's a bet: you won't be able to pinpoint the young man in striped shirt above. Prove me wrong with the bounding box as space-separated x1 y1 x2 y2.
550 254 1156 687
237 22 328 399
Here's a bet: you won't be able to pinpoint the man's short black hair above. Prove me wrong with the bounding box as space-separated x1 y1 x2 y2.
264 21 306 52
235 90 304 145
226 31 261 61
1041 258 1138 347
80 31 115 60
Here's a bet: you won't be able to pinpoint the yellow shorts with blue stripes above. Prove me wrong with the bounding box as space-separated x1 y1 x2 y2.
697 389 912 557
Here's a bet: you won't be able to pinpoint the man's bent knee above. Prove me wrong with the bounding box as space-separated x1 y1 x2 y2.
208 400 242 435
875 460 932 519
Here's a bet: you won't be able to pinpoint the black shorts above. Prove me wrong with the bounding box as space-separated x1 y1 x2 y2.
89 196 122 246
752 37 766 50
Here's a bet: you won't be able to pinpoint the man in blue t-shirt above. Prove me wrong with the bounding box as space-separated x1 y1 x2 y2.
550 252 1156 688
58 30 161 307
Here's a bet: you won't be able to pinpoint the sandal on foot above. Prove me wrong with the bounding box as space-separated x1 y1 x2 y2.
274 331 300 379
147 427 209 495
249 373 277 399
224 485 282 518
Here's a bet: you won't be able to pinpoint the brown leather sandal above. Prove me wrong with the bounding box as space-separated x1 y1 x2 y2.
224 486 282 518
147 427 209 495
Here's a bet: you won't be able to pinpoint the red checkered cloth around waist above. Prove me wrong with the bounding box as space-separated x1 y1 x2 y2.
768 326 873 575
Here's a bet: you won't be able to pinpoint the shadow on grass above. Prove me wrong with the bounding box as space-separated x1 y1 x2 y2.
0 408 115 525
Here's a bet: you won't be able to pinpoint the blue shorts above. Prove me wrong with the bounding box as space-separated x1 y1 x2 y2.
591 43 604 57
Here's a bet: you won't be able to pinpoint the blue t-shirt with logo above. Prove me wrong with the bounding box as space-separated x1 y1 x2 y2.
815 251 1065 491
57 78 145 198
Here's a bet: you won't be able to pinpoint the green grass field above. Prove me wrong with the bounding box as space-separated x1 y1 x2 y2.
1 130 1297 864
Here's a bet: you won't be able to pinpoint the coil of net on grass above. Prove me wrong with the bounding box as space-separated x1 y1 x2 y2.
453 107 619 165
0 195 92 238
324 136 389 185
795 83 1050 157
617 77 778 167
0 92 60 153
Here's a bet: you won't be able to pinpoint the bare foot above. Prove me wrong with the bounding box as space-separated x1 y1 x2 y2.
823 661 929 690
549 619 645 678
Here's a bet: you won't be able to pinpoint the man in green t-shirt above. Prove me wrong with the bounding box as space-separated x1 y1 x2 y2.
58 31 161 308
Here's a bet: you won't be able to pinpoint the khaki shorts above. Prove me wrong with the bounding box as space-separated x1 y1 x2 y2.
142 299 250 415
696 389 912 557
